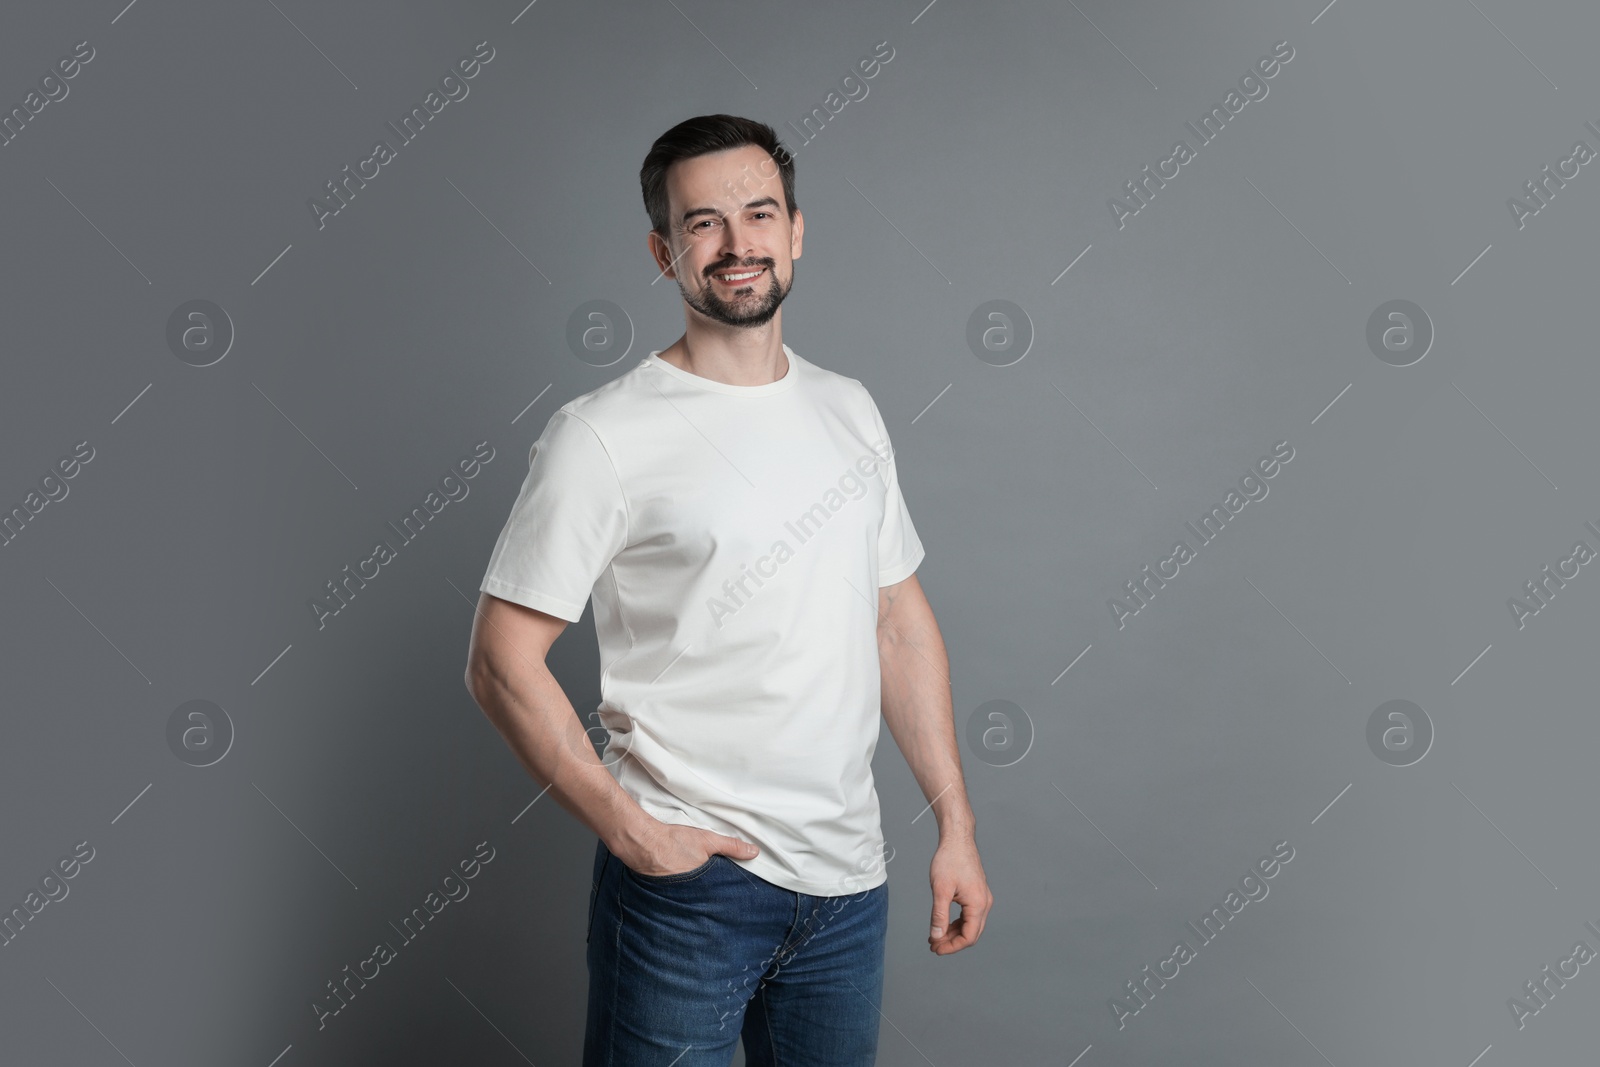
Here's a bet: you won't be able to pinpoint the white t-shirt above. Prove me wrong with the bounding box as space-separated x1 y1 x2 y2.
479 344 924 895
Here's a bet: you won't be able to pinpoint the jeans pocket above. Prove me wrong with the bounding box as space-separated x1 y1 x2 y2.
624 854 719 885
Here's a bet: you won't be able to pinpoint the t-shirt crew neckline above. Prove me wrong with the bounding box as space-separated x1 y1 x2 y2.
644 344 799 397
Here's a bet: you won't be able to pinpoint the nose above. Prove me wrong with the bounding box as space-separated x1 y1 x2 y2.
717 219 758 263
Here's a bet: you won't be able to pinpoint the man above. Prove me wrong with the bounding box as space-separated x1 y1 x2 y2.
464 114 992 1065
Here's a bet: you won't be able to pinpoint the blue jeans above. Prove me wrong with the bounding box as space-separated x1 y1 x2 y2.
584 839 889 1066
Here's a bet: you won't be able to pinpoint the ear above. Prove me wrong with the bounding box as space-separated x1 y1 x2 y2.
647 230 677 279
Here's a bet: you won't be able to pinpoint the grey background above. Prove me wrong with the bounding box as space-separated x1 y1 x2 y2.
2 0 1597 1063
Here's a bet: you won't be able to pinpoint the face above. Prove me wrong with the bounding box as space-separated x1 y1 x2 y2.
652 144 803 329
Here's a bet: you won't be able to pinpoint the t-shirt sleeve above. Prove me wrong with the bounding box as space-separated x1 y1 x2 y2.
868 395 925 587
479 408 629 622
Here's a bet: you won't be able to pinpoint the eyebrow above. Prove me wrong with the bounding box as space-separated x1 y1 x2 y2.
679 196 782 225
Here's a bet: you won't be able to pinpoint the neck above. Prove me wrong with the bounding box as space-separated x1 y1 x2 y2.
659 326 788 387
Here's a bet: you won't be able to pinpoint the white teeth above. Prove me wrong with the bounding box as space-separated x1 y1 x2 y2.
717 269 763 281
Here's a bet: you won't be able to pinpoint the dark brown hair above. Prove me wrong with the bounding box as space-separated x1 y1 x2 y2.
639 114 797 238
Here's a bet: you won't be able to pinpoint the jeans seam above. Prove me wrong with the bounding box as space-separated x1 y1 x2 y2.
607 879 623 1067
587 846 611 946
760 986 780 1066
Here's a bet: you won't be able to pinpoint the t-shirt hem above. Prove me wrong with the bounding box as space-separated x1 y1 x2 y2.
729 852 890 897
479 578 585 623
633 802 889 896
878 545 924 587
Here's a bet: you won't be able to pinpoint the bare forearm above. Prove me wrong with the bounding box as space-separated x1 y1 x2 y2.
878 582 975 840
468 659 654 854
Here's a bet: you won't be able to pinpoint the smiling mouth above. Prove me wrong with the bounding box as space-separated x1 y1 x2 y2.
713 266 767 287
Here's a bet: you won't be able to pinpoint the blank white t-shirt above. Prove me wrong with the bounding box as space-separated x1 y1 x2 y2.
479 344 923 895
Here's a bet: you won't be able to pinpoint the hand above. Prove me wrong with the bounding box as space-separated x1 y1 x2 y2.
612 818 759 878
929 836 992 955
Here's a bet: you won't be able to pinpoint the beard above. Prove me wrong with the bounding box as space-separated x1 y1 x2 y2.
679 259 793 328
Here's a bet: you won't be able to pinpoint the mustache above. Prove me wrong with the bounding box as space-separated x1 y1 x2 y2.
705 259 774 278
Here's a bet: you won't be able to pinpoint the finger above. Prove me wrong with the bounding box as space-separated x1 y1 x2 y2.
713 833 760 859
955 884 992 934
940 913 978 952
957 885 992 945
930 914 967 954
934 886 991 953
929 886 953 942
